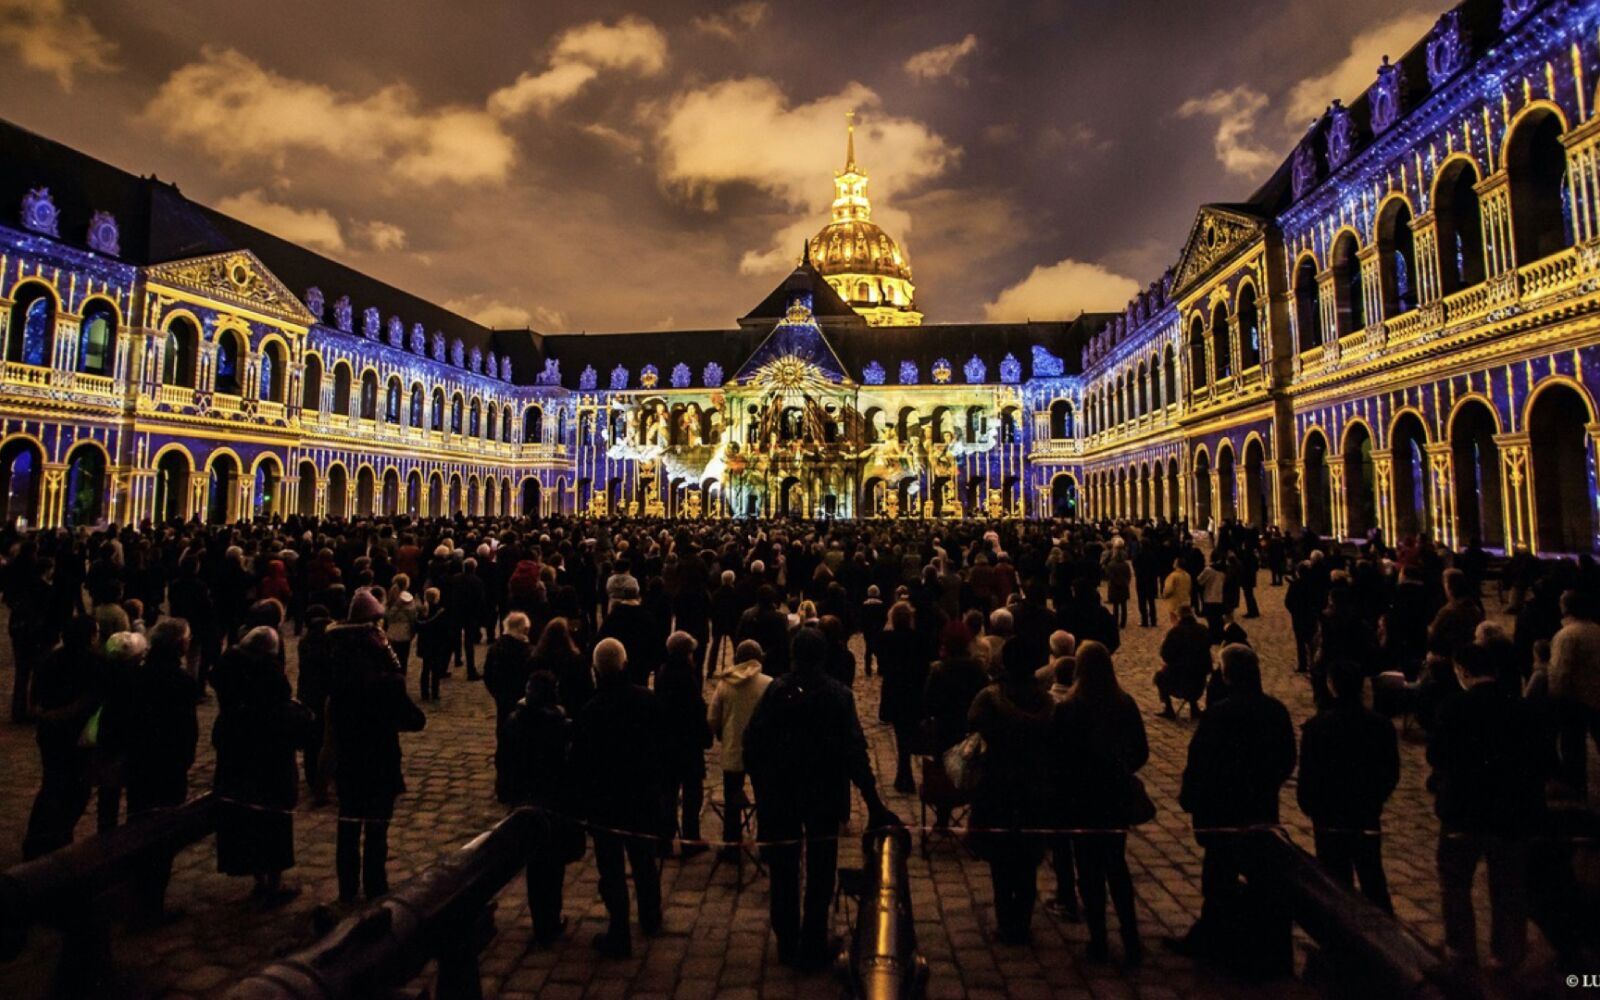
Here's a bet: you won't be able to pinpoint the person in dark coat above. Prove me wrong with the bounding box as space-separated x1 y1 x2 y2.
569 637 664 958
326 589 427 903
1173 644 1296 977
819 615 855 688
737 584 792 678
858 584 888 677
922 621 988 756
1155 606 1211 719
445 557 488 679
707 570 744 678
1008 579 1057 669
414 587 452 701
530 616 594 718
296 605 335 800
876 601 929 793
21 615 102 859
1428 642 1546 969
167 557 219 692
496 669 581 946
656 631 711 857
968 640 1056 945
1054 640 1149 965
596 578 662 687
1284 560 1323 675
483 612 536 724
1296 659 1399 911
744 627 897 971
7 555 59 723
211 626 308 905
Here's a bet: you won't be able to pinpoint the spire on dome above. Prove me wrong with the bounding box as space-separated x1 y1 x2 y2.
844 110 857 172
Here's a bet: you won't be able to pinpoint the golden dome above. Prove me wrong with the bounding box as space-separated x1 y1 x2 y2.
810 218 913 282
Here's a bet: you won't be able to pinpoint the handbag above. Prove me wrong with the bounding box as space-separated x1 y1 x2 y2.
1122 773 1157 827
942 731 987 797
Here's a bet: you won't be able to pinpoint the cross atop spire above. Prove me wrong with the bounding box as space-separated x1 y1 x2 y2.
844 110 857 172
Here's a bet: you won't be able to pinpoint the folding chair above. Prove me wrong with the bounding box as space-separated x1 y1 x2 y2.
918 752 971 859
706 775 765 888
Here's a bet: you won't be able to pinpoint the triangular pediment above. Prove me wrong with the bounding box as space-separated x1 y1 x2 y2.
732 293 852 388
1170 206 1267 299
145 250 317 326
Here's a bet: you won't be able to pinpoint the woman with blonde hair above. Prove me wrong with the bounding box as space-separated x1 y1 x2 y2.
385 573 419 672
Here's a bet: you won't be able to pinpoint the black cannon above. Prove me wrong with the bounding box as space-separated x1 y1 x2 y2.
0 792 218 994
223 806 540 1000
844 827 926 1000
1243 832 1481 1000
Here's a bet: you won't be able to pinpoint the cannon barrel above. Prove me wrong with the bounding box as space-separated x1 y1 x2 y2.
1243 832 1480 1000
224 807 540 1000
847 827 925 1000
0 792 217 960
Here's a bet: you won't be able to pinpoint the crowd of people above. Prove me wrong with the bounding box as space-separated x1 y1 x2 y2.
2 511 1598 978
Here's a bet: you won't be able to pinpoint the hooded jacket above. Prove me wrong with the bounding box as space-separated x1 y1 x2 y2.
707 656 772 772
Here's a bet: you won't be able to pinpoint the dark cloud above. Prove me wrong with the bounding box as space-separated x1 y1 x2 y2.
0 0 1445 329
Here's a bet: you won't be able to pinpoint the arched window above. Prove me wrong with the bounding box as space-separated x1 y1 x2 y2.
1150 355 1163 410
1049 399 1073 439
163 319 198 387
524 406 543 443
410 385 424 427
1211 302 1231 381
450 394 464 434
1137 362 1149 416
260 342 285 402
1294 257 1323 350
7 284 55 367
486 402 499 440
1162 346 1176 407
332 362 352 414
1237 284 1261 370
502 407 513 442
1435 161 1485 293
1331 232 1363 336
215 330 243 395
385 377 402 424
77 299 116 376
1188 315 1208 394
1376 200 1417 317
1507 109 1573 265
469 399 481 437
431 389 445 431
1113 374 1125 427
359 370 378 420
302 354 322 412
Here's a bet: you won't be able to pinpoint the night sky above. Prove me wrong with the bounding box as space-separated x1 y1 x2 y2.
2 0 1442 332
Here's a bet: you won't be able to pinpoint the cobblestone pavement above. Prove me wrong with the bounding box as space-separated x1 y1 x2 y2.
0 586 1571 999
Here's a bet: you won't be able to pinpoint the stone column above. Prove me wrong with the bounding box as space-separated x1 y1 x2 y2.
1329 468 1348 540
1411 211 1442 306
1562 123 1600 247
1372 453 1395 543
39 464 66 529
1475 172 1516 276
1357 244 1383 334
1425 444 1456 550
1494 433 1533 552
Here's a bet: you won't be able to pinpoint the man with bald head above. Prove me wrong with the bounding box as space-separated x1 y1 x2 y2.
569 637 664 958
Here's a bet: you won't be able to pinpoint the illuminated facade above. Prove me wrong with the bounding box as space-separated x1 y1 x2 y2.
0 0 1598 551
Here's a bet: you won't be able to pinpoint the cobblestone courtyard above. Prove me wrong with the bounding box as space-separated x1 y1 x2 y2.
0 586 1572 999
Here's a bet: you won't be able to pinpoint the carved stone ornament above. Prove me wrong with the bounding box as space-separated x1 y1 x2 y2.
487 350 498 379
999 353 1022 384
702 361 723 386
500 356 513 381
537 359 561 386
305 287 325 320
931 358 953 384
450 339 465 368
1501 0 1538 29
469 346 483 374
1031 344 1065 378
431 332 446 362
898 360 918 385
387 316 404 347
964 354 986 384
86 211 120 256
410 323 426 354
1369 56 1406 133
1426 10 1469 89
333 296 353 332
671 363 691 389
579 365 597 390
609 364 629 390
362 306 381 340
1325 100 1356 170
862 361 886 385
21 187 58 236
1291 142 1319 201
640 364 659 388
